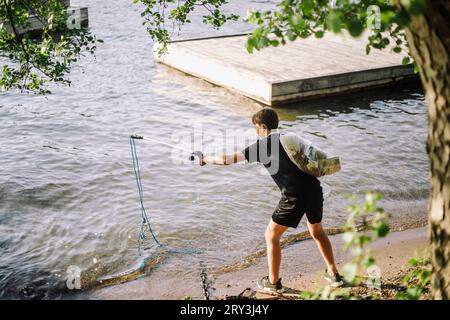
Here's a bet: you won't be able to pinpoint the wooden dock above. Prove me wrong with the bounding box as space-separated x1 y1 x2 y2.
3 0 89 35
154 33 417 105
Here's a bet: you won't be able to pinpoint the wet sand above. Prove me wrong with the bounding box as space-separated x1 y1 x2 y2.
92 217 428 300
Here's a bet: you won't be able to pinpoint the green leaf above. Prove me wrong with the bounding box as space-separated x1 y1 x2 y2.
330 287 351 300
294 18 307 34
394 10 411 27
315 31 324 38
374 221 390 238
327 12 342 33
364 256 376 267
286 30 297 42
299 290 317 300
246 38 255 53
253 26 263 37
406 287 422 299
419 270 431 283
301 0 314 16
393 46 402 53
343 232 355 247
365 192 382 208
359 235 372 246
342 263 358 284
407 256 419 267
257 36 269 48
348 19 364 37
401 0 427 16
270 39 280 47
381 10 395 26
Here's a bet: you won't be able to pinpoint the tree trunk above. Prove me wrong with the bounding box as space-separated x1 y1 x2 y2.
401 0 450 299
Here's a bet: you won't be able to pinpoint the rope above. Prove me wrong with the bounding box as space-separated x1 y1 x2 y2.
199 258 211 300
140 135 193 154
130 135 161 255
130 134 211 299
191 181 211 300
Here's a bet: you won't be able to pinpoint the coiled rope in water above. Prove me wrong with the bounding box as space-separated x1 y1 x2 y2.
130 134 211 299
130 135 161 254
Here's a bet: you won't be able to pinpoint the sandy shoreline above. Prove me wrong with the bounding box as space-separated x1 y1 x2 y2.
213 225 429 299
91 220 429 300
284 225 429 294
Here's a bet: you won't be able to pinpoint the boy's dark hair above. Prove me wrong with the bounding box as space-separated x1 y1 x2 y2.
252 108 279 130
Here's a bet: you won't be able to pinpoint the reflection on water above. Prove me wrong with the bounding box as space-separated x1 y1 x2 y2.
0 0 427 299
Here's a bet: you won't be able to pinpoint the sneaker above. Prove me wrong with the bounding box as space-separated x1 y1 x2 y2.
257 276 284 293
323 270 344 287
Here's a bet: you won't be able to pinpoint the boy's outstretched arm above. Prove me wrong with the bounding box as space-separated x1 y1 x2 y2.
201 152 246 166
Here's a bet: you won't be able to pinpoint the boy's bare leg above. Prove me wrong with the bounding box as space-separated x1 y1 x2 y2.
307 221 338 275
265 220 288 284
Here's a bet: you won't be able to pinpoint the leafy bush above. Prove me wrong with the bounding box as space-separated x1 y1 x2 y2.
342 192 390 286
395 250 431 300
301 192 389 300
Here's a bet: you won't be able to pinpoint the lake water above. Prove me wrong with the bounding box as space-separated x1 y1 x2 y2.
0 0 428 299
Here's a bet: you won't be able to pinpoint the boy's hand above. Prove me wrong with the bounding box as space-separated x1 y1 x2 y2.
190 151 205 166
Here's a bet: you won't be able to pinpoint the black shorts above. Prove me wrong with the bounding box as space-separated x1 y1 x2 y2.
272 186 323 228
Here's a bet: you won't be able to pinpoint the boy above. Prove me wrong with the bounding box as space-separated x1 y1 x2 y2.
200 108 343 293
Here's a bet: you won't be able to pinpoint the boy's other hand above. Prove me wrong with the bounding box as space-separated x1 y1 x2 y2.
190 151 205 165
